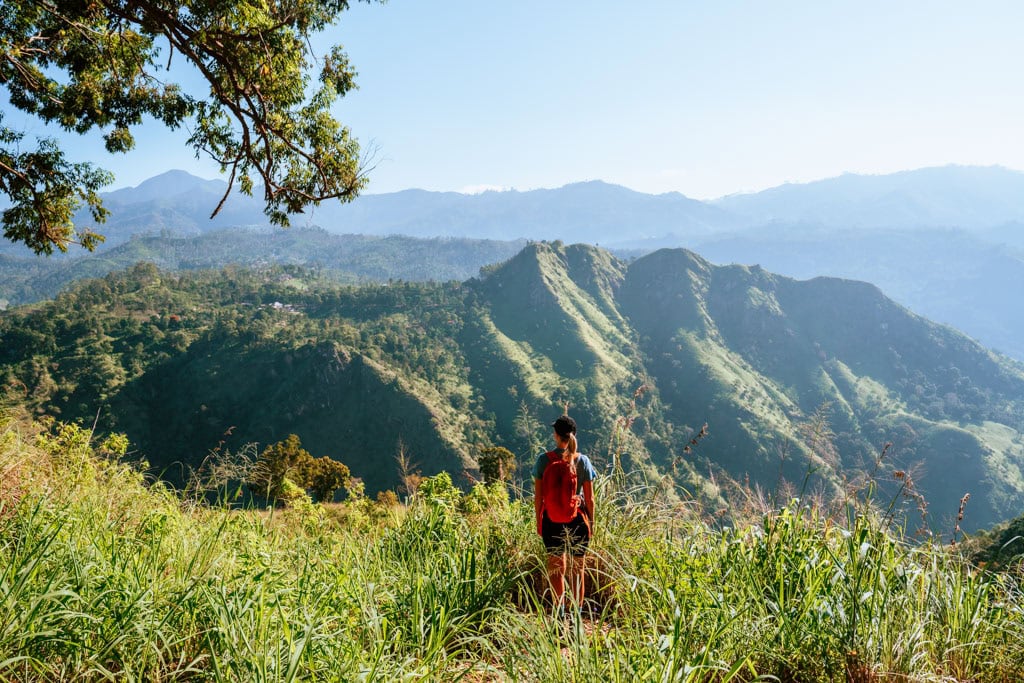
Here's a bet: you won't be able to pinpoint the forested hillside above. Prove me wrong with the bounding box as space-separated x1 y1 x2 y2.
0 229 525 308
4 242 1024 530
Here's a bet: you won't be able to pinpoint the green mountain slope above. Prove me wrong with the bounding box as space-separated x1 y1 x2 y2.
467 243 669 483
112 338 474 491
4 244 1024 530
620 249 1024 526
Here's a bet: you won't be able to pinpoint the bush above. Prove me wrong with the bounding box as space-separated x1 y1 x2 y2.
247 433 351 504
417 471 461 511
462 480 509 515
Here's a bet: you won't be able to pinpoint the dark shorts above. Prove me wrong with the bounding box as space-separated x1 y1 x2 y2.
541 511 591 557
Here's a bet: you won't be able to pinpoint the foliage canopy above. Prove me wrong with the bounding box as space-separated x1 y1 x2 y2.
248 433 351 503
478 445 516 484
0 0 375 254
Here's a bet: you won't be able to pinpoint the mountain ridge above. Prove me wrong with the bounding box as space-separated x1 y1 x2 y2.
4 243 1024 530
714 165 1024 229
84 164 1024 238
6 164 1013 259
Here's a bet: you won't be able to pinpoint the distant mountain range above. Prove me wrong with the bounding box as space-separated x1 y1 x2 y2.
306 182 738 243
714 165 1024 231
47 170 738 247
151 164 1024 234
11 164 1022 252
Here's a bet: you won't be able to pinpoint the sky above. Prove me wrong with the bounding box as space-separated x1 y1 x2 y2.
6 0 1024 199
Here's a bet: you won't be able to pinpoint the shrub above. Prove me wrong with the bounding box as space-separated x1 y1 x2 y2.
417 471 462 511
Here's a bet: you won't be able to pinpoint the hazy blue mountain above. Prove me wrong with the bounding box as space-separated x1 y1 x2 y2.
0 171 274 257
102 169 229 204
980 222 1024 251
714 165 1024 229
24 165 1024 255
47 173 738 249
82 170 269 242
307 180 739 243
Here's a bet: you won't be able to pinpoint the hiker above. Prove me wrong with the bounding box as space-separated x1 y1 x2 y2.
533 414 597 615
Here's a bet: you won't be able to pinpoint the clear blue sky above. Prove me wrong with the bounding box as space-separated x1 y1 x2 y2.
7 0 1024 198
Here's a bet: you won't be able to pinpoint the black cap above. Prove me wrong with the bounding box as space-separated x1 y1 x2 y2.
551 415 577 437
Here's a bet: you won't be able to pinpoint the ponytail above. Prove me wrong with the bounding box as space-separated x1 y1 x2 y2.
563 432 578 473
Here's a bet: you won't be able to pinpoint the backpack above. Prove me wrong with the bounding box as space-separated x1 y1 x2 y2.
541 450 580 523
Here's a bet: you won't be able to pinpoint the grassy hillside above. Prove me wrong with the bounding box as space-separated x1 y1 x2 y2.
4 243 1024 529
2 409 1022 681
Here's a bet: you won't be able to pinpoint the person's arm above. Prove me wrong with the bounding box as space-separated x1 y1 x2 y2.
583 479 594 524
534 478 543 535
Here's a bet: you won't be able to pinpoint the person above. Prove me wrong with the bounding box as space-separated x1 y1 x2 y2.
533 414 597 615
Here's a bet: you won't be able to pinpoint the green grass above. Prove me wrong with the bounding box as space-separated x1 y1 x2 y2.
1 412 1022 681
476 311 564 403
965 422 1024 499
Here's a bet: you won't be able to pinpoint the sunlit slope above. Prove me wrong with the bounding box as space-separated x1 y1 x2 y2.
621 248 1024 526
463 241 668 478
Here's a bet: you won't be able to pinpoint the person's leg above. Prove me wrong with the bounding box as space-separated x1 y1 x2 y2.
542 515 569 613
569 553 587 606
561 516 593 610
547 552 567 613
565 513 591 611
